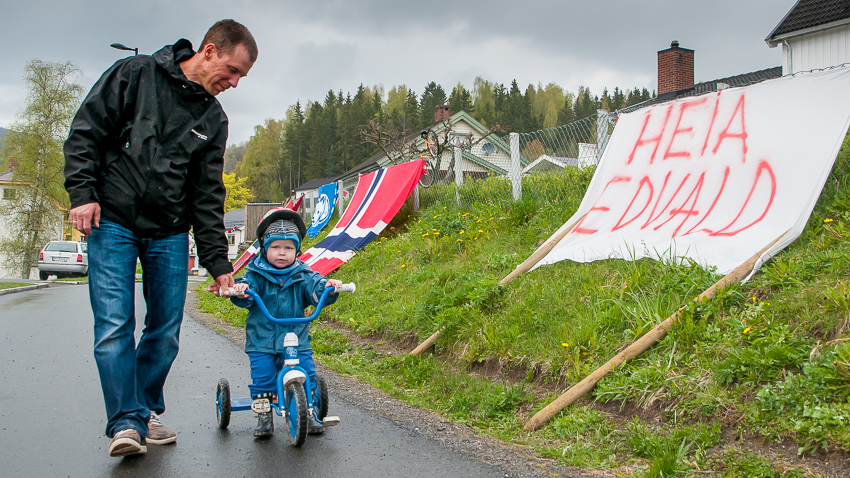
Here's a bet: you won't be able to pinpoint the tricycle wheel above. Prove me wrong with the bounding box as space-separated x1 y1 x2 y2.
216 378 231 429
284 382 307 446
313 373 329 420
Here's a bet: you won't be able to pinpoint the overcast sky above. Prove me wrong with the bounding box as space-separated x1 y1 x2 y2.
1 0 797 146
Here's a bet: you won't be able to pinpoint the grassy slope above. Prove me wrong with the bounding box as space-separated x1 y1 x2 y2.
200 140 850 476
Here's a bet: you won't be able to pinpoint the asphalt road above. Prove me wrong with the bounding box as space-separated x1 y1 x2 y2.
0 283 506 477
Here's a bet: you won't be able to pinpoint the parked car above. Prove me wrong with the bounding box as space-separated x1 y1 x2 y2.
37 241 88 280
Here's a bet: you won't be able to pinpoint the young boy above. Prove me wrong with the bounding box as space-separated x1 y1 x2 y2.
230 208 341 437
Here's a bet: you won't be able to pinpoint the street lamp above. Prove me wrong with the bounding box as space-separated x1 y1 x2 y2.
110 43 138 56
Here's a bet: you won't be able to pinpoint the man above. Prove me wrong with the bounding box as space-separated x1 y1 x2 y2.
63 19 257 457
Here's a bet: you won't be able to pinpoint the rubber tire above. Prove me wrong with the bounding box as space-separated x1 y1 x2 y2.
216 378 231 429
284 382 308 446
313 373 329 420
39 271 48 280
419 159 435 188
426 129 440 157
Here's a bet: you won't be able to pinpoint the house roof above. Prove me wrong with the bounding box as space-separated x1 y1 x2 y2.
224 209 244 229
0 169 14 181
337 110 513 182
621 66 782 112
766 0 850 45
294 177 337 192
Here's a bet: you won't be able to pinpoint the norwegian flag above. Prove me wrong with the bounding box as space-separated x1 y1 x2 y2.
298 159 424 275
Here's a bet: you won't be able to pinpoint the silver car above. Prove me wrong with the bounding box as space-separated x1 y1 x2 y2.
37 241 88 280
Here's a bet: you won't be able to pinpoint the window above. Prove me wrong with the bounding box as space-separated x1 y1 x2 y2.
2 188 16 200
227 234 235 245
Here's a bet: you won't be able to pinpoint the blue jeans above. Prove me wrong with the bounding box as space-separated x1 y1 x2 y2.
88 218 188 438
248 350 316 398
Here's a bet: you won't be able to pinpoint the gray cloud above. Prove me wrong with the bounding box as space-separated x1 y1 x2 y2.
1 0 797 145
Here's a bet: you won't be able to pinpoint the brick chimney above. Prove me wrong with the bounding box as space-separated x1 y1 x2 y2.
434 104 450 123
657 41 694 95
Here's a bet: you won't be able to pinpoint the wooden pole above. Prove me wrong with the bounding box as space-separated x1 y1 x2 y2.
499 214 587 286
409 214 587 356
523 231 788 432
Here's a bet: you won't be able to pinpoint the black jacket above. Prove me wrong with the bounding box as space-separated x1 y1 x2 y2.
64 39 232 278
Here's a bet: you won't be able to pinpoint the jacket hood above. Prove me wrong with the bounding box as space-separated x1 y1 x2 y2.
153 39 208 95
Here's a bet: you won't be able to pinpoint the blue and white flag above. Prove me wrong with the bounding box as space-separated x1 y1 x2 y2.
306 182 338 238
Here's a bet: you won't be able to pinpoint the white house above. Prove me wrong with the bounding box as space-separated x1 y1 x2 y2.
336 107 515 198
0 169 69 278
766 0 850 74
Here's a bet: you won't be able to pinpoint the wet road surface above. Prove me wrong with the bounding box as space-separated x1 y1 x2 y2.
0 284 506 477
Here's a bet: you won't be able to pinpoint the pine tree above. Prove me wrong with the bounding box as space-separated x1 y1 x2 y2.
420 82 447 128
448 82 473 115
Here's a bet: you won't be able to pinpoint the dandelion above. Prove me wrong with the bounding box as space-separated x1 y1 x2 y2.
477 219 481 223
743 327 751 334
478 229 483 233
444 206 447 210
434 232 440 236
561 342 569 348
390 226 395 230
400 264 406 269
824 218 834 223
760 302 765 306
834 361 838 365
462 212 469 217
457 239 462 242
422 233 429 237
459 230 464 234
489 217 493 220
752 296 757 303
474 237 478 240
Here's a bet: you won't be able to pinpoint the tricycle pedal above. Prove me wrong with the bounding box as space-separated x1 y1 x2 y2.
322 416 340 427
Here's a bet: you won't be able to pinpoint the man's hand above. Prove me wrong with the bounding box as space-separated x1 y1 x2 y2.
69 203 101 236
208 273 235 297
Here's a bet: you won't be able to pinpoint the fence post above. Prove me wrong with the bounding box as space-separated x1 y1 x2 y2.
337 180 345 217
510 132 521 201
454 143 463 207
596 110 610 163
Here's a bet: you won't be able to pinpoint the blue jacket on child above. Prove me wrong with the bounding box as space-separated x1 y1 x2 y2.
230 255 338 353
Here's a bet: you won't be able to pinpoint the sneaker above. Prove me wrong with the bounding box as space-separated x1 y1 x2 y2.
254 411 274 437
147 412 177 445
108 429 147 457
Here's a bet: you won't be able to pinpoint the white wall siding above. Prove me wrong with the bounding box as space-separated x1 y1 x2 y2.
783 25 850 74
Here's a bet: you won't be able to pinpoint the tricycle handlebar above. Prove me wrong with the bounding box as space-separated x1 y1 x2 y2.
227 283 355 325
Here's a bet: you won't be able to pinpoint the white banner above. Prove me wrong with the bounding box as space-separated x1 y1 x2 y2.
532 67 850 276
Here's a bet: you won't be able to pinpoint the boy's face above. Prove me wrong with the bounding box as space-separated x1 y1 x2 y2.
265 239 297 268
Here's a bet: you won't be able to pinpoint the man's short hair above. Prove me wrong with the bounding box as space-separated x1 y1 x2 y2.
201 19 258 63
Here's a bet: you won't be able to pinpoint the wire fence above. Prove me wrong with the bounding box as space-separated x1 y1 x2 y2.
417 111 615 209
416 109 850 213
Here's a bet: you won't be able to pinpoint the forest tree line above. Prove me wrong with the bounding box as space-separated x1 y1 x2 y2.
227 77 654 204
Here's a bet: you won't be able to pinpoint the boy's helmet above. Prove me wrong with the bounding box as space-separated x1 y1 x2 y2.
256 207 306 252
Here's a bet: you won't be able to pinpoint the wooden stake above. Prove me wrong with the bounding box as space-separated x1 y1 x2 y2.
523 230 788 432
499 213 587 286
409 214 587 356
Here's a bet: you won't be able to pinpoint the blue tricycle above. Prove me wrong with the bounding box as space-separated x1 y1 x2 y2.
215 283 356 446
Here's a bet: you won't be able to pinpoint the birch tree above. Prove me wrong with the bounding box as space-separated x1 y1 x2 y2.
0 60 83 278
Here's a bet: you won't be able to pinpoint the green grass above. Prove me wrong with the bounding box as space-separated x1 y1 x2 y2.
0 282 30 290
194 137 850 475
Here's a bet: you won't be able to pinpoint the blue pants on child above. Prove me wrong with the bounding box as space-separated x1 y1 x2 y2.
248 349 317 398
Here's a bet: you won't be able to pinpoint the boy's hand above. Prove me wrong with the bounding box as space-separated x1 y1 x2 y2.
326 279 343 293
231 283 249 297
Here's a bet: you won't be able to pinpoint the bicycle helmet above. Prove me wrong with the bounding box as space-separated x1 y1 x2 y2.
256 207 306 253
